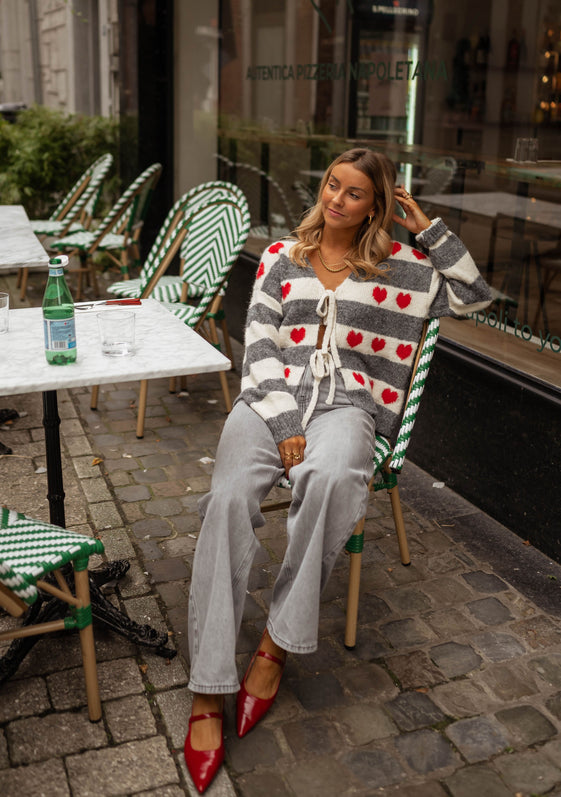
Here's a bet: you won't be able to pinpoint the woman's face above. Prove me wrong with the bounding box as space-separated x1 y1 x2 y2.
321 162 376 236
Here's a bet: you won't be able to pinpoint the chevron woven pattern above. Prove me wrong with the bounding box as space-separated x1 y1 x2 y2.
389 317 440 472
30 153 113 237
0 508 104 606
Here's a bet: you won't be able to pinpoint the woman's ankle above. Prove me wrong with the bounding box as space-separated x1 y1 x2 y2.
191 693 223 717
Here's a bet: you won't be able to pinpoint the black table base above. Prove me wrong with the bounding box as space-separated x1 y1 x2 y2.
0 559 176 686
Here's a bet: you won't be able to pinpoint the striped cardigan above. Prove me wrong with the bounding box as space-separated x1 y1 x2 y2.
237 218 492 444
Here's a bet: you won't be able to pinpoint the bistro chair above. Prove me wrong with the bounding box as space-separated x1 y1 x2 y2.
51 162 162 300
18 153 114 300
260 317 440 649
0 508 105 721
134 194 250 437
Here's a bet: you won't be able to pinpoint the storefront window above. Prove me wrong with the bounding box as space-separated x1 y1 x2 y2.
217 0 561 389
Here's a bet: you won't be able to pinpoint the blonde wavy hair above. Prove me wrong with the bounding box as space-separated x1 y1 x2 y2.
291 148 397 278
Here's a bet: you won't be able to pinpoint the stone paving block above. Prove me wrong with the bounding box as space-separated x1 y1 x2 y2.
155 687 192 748
7 709 107 764
65 435 93 456
81 476 113 503
0 758 71 797
471 631 526 662
97 527 136 560
431 680 499 718
132 517 173 539
124 595 167 632
474 663 538 701
385 691 446 732
444 764 513 797
114 559 151 597
73 455 100 479
288 671 347 711
226 724 283 772
0 676 50 722
342 747 406 789
133 467 168 484
296 640 345 675
423 607 477 638
429 641 483 677
0 730 8 768
146 557 190 582
88 500 123 530
546 691 561 720
60 418 85 436
385 585 433 613
282 715 344 759
104 694 158 743
394 728 459 774
528 652 561 687
382 781 449 797
381 617 435 648
337 661 399 701
335 703 399 745
466 597 513 625
284 754 358 796
494 704 557 746
136 787 186 797
138 538 164 560
461 571 508 593
66 735 179 796
142 650 188 690
543 738 561 769
494 749 561 794
157 580 188 609
386 650 446 690
115 483 152 502
355 590 392 620
48 658 144 710
445 716 509 762
160 536 199 558
140 453 176 469
234 769 294 797
420 575 474 605
387 562 426 585
509 614 561 649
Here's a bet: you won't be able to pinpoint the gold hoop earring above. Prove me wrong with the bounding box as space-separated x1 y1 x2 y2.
368 214 374 225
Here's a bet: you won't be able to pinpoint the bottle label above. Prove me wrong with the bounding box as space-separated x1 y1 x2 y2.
48 267 65 277
44 318 77 351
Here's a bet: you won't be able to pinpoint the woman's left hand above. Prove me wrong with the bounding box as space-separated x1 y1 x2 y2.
393 186 431 235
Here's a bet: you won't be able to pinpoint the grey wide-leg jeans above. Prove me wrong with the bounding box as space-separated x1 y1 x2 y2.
187 390 376 694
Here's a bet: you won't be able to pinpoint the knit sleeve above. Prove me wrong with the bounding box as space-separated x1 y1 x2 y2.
238 243 305 445
415 218 492 318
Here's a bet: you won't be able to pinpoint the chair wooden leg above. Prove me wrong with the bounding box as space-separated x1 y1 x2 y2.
169 377 176 393
74 566 102 722
344 517 365 649
388 483 411 566
221 317 235 367
90 385 99 411
19 267 29 300
207 316 232 412
136 380 148 438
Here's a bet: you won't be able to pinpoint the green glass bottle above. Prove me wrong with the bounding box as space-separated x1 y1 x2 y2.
42 255 77 365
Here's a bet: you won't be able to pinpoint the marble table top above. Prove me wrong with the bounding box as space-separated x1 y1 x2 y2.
0 299 230 396
421 191 561 231
0 205 49 269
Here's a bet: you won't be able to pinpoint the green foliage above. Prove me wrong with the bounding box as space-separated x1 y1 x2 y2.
0 105 122 218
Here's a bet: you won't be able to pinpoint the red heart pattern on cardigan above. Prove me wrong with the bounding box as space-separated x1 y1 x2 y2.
352 372 365 385
284 367 290 378
396 343 413 360
256 262 265 278
382 388 399 404
371 337 386 353
373 286 387 304
268 242 284 254
347 330 363 348
412 248 427 260
392 242 402 255
290 327 306 344
282 282 291 299
396 292 411 309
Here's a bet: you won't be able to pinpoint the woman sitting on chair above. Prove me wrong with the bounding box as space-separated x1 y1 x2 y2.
184 148 492 792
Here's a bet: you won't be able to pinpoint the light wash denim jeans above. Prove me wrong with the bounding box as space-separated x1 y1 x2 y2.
187 372 376 694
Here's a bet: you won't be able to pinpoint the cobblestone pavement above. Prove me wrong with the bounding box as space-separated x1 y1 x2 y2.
1 269 561 796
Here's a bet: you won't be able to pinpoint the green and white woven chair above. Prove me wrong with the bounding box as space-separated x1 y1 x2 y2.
0 508 105 721
261 317 440 649
51 162 162 300
18 153 114 300
133 194 250 437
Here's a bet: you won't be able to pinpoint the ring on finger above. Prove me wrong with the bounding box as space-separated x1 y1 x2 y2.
293 454 301 460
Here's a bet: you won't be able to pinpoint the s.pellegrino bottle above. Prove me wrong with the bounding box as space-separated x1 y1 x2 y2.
43 255 77 365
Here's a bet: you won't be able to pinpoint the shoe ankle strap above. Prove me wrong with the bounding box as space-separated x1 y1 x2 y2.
189 711 223 724
257 649 285 667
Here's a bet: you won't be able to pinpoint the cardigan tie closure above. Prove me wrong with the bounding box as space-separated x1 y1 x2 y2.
301 290 342 429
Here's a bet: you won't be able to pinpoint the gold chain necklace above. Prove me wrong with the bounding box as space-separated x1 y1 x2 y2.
317 247 349 273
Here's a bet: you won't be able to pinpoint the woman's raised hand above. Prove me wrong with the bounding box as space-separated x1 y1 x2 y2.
393 185 431 235
278 435 306 477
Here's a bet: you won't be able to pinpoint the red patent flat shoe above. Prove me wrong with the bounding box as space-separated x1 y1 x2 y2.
236 644 286 738
184 711 224 794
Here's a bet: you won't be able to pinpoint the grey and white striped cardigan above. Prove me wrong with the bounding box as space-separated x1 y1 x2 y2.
236 218 492 445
